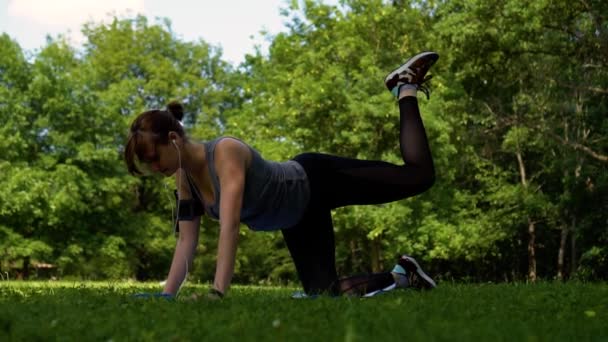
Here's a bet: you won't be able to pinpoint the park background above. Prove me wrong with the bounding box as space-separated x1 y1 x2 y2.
0 0 606 285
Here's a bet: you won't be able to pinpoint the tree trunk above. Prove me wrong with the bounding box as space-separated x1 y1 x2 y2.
516 151 537 282
557 225 568 280
557 120 574 281
370 239 381 273
349 239 357 271
23 256 30 280
516 151 528 187
527 218 537 282
570 217 577 276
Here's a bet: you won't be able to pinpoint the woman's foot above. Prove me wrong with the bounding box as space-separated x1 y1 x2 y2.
392 255 437 290
385 51 439 99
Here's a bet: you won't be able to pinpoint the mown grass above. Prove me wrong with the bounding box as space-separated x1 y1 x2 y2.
1 281 606 341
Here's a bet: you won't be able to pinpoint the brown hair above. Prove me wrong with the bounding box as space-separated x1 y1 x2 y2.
124 101 186 175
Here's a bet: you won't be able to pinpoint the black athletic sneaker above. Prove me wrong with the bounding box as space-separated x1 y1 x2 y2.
397 255 437 290
384 51 439 99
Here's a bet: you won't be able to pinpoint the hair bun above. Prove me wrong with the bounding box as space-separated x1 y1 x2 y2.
166 101 184 121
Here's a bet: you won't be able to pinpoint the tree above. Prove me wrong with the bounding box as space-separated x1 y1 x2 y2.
434 0 608 280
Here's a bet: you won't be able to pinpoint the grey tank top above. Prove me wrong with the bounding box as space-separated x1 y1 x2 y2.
202 137 310 231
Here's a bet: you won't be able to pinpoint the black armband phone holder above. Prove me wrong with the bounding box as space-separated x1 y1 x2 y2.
173 190 204 233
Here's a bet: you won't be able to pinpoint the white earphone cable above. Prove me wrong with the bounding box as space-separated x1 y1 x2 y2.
172 140 189 297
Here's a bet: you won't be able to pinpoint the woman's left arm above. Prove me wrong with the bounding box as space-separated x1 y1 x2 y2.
212 139 250 296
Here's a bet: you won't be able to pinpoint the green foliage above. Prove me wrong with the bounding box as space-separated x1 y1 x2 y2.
0 0 606 282
577 246 608 281
0 227 52 263
0 16 237 280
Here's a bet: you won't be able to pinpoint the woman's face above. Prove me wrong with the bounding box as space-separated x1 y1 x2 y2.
138 134 180 176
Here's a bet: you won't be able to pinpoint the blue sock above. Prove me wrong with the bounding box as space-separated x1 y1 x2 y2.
391 85 401 97
391 84 417 98
391 264 409 287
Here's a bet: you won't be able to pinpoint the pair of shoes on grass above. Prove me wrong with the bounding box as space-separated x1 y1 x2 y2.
292 255 436 299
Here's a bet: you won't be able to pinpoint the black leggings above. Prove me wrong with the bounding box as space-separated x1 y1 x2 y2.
281 96 435 295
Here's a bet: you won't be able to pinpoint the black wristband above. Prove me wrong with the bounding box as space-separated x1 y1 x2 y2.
209 288 224 298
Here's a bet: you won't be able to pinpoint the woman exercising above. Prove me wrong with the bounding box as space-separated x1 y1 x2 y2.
125 51 439 298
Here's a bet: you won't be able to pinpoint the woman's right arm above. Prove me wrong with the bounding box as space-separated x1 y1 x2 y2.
163 168 202 296
163 217 200 295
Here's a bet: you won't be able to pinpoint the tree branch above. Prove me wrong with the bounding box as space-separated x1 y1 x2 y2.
561 83 608 95
550 131 608 163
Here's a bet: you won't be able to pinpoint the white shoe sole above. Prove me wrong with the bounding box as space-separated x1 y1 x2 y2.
401 255 437 288
384 51 439 84
363 283 397 297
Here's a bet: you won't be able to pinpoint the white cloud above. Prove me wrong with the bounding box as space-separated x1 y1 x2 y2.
8 0 145 27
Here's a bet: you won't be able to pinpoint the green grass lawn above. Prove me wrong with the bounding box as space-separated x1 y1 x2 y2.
1 281 606 341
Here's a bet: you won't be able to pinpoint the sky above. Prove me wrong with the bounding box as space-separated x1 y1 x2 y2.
0 0 338 65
